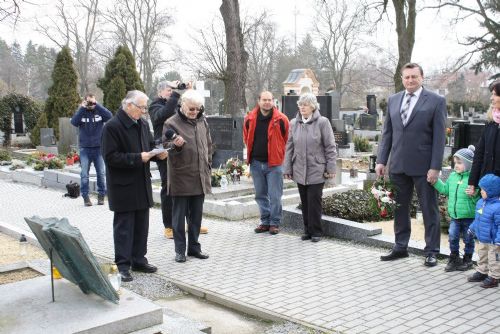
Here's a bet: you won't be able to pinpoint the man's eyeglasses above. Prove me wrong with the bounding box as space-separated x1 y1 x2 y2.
132 102 148 111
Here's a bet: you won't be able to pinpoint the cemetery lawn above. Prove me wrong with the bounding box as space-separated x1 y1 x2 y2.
366 218 449 247
0 233 46 284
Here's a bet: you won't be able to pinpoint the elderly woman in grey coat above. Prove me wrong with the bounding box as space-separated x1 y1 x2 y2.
284 93 337 242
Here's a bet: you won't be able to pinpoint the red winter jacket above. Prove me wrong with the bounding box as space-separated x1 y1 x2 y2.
243 106 289 167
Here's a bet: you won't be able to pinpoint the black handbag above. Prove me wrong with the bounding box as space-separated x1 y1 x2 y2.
65 181 80 198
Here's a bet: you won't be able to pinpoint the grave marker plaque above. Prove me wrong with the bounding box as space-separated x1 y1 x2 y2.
24 216 119 304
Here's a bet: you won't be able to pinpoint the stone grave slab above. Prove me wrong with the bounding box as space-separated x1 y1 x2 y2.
24 216 119 304
0 276 162 334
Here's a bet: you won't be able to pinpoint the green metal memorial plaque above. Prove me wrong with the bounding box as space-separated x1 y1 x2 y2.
24 216 119 304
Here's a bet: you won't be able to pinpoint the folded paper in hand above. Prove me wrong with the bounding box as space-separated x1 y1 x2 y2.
149 148 169 155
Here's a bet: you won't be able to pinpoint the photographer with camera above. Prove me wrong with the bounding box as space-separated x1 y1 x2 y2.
149 80 208 238
71 93 113 206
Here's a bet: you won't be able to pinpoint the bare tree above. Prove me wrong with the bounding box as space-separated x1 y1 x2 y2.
245 20 286 103
188 17 227 81
103 0 173 95
0 0 23 23
36 0 101 95
427 0 499 73
220 0 248 116
313 0 368 105
365 0 416 92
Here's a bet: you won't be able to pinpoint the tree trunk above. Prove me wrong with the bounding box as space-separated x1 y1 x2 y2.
392 0 416 92
220 0 248 116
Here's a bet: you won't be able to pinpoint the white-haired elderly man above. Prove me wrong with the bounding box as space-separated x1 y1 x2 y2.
101 90 168 282
163 89 213 263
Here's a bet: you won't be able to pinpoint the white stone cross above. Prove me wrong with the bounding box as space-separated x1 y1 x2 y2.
195 81 211 106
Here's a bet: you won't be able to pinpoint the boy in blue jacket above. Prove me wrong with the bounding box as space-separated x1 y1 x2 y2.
467 174 500 288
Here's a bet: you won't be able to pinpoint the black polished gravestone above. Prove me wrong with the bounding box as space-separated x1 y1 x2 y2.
206 116 244 168
281 95 333 121
24 216 119 304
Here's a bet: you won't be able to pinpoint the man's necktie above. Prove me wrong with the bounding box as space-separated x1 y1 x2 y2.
400 93 414 126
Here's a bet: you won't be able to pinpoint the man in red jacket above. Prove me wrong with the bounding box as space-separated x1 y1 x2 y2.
243 91 289 235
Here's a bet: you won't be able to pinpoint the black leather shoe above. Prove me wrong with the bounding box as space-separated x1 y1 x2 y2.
311 236 321 242
175 253 186 263
301 234 311 241
187 251 209 259
131 263 157 273
380 250 409 261
424 254 438 267
119 270 133 282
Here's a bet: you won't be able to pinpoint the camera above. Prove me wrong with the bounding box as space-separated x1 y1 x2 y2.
85 101 96 109
176 82 187 90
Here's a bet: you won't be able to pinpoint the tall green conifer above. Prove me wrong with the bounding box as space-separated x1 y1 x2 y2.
44 46 80 138
98 46 144 113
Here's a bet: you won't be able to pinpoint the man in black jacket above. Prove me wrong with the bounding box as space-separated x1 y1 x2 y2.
101 90 167 282
149 80 208 238
149 81 180 239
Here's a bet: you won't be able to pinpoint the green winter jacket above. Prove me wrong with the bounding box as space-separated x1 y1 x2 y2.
433 171 479 219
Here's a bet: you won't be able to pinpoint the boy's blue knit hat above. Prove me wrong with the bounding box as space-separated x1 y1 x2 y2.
454 145 475 171
478 174 500 198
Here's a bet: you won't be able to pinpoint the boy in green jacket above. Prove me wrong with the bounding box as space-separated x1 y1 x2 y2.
431 145 479 272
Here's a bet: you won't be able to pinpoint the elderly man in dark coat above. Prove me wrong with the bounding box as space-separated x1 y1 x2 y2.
163 89 212 263
101 90 167 282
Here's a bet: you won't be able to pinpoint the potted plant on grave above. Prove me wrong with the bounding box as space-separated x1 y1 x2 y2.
66 150 79 166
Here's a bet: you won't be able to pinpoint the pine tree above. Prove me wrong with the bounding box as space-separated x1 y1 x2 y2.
44 46 80 138
97 46 144 113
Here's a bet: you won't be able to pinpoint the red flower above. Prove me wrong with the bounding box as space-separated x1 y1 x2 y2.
380 207 388 218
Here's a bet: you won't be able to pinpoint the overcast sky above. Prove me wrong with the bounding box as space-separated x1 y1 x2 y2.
0 0 481 77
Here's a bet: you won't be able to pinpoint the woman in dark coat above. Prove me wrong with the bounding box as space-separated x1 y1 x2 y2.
467 80 500 194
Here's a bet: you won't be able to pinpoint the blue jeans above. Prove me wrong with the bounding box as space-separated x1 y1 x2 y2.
79 147 106 197
449 218 475 255
250 160 283 226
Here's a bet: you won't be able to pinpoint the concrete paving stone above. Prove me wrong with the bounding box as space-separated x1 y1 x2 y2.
404 318 429 328
440 310 466 321
460 308 484 320
465 316 489 327
345 325 369 334
405 325 432 334
472 323 495 334
427 324 454 334
424 317 452 328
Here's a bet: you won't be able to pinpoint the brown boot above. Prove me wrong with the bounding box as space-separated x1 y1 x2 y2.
83 196 92 207
480 276 499 288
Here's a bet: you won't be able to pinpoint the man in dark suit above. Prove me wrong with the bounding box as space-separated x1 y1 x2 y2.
376 63 446 267
101 90 168 282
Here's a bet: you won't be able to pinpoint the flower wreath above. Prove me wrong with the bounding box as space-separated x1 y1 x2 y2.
370 178 399 218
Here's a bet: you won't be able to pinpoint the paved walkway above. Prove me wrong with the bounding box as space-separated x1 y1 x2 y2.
1 179 499 334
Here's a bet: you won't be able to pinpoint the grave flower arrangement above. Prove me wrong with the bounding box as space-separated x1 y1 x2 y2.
27 152 65 171
211 167 224 187
370 178 398 218
225 157 244 176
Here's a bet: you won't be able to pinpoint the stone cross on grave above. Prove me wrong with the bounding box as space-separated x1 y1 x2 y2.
195 81 211 106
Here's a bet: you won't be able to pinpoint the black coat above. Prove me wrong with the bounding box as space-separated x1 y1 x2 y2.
149 91 180 141
469 122 500 187
101 108 155 212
